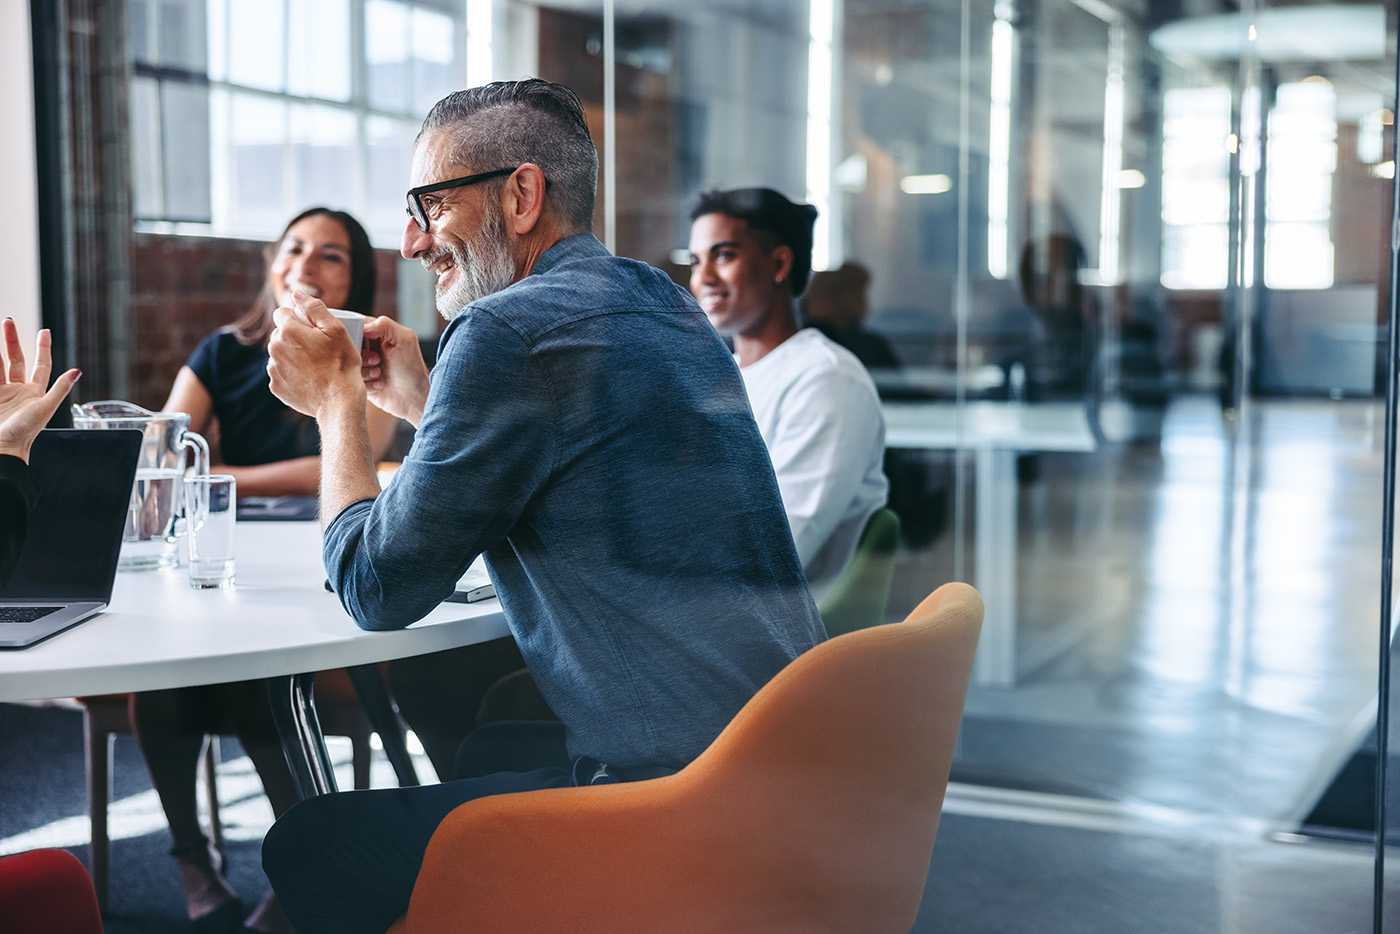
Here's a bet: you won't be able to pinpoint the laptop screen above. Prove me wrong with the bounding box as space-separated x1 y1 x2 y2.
2 429 142 603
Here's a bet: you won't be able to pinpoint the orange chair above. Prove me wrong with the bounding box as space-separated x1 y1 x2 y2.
393 582 982 934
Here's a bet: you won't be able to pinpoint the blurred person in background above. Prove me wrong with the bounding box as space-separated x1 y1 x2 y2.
133 208 396 933
688 188 888 595
1016 232 1096 400
802 260 900 372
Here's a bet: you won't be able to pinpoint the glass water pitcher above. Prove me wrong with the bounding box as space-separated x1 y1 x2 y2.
71 400 211 570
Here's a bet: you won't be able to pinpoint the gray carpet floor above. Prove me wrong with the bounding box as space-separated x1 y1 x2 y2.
3 701 1392 933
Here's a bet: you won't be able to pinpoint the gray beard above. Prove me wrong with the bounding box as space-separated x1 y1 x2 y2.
433 209 516 321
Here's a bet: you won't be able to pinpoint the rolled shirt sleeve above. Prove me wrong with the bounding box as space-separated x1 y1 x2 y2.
323 309 556 631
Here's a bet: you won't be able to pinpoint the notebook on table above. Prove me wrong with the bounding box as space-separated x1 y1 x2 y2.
448 556 496 604
0 429 143 649
237 495 319 522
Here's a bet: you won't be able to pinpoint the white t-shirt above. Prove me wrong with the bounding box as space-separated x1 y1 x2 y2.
739 328 889 593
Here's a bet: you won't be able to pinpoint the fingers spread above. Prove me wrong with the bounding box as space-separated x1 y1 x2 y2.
37 368 80 419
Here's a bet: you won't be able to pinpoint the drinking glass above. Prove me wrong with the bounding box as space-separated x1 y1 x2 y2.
185 475 237 589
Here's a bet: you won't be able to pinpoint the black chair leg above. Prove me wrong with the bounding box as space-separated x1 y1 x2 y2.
346 664 420 787
351 721 372 790
267 673 338 800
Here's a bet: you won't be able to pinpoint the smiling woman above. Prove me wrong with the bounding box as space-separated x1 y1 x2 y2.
161 207 397 495
125 208 400 930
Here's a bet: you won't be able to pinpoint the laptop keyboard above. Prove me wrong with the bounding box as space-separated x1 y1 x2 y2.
0 606 62 624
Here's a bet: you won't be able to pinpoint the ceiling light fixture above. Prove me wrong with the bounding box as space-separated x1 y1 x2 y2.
901 174 952 195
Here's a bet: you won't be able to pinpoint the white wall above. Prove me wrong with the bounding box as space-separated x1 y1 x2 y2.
1 1 41 337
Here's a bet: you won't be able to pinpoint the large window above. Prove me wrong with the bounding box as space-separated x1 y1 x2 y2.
1160 85 1232 290
129 0 471 246
1263 78 1337 290
1159 78 1339 292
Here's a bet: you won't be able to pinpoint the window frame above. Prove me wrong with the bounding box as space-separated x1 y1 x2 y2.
130 0 467 246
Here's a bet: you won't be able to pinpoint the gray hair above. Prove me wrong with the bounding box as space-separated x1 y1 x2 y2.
418 79 598 232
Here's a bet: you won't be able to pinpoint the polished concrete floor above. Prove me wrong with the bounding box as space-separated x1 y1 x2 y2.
2 395 1395 931
890 395 1395 929
893 396 1387 826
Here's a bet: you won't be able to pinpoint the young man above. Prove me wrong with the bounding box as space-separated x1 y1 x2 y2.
688 188 888 594
261 81 823 932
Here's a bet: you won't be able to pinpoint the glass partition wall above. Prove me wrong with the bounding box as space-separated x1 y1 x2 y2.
31 0 1400 929
603 2 1398 928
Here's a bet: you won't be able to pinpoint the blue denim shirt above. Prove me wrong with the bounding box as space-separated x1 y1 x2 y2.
324 234 824 770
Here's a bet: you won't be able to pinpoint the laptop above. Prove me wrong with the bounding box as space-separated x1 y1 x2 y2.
0 428 143 649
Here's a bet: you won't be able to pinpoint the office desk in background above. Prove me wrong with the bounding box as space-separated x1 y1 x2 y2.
869 364 1006 399
882 401 1097 686
0 522 508 797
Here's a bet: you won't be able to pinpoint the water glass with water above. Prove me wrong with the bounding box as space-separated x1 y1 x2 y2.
185 475 237 589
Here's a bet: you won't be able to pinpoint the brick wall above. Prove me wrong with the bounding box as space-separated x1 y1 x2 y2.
127 232 402 410
537 8 677 269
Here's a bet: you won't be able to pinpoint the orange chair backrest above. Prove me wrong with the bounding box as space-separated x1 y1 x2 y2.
665 581 983 931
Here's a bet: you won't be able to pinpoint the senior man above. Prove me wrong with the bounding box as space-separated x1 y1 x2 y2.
259 79 823 932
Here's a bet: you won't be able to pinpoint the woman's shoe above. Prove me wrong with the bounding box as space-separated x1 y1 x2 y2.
172 839 242 930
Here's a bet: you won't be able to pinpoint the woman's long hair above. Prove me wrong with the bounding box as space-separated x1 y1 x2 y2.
229 207 377 345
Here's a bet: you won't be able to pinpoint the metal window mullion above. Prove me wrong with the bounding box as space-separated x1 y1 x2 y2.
281 0 294 219
352 0 369 110
352 0 371 226
178 70 414 120
603 0 616 252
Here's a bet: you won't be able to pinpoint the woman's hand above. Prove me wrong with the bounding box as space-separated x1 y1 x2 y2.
0 318 81 463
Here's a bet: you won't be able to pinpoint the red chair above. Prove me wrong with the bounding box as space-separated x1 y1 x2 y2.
0 848 103 934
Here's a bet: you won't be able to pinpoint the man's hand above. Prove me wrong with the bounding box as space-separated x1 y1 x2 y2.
267 292 366 419
0 318 81 463
361 317 431 428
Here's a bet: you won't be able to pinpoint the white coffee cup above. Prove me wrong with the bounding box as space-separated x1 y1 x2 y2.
328 308 366 349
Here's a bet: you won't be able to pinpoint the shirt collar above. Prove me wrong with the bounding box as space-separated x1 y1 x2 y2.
530 233 610 278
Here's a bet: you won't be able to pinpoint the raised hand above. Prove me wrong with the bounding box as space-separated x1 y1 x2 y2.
0 318 81 463
361 316 430 428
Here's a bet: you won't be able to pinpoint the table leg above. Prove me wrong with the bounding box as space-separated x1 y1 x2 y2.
268 673 338 799
974 447 1018 686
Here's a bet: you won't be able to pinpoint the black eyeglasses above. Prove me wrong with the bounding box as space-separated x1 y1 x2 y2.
404 167 519 232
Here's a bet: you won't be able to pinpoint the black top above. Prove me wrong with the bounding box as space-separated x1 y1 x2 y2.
187 330 321 466
0 455 34 586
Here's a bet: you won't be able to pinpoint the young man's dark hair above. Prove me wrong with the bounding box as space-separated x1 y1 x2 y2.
689 188 818 296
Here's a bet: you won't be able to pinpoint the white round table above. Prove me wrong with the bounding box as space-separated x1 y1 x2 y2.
0 521 510 797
